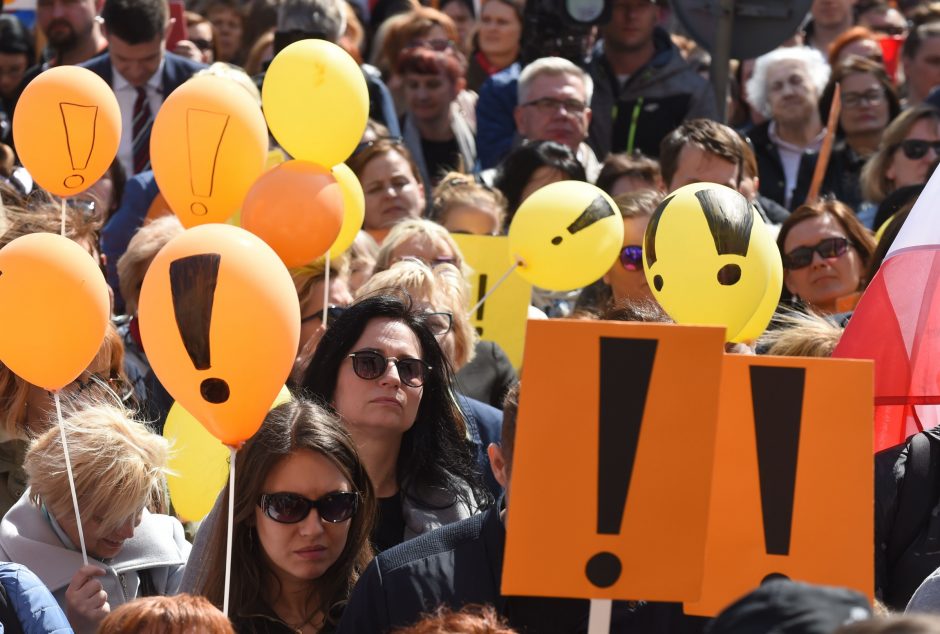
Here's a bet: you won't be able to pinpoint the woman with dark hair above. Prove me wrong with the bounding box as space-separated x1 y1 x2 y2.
493 140 587 228
188 399 376 633
794 55 901 214
301 294 487 552
777 199 877 313
465 0 523 92
0 15 33 144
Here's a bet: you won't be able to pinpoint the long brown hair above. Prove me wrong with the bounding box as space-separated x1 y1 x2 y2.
192 398 376 628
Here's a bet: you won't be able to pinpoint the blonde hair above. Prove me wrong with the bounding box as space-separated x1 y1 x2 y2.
430 172 507 233
291 253 351 308
194 62 262 107
25 401 169 534
757 311 844 358
357 260 477 369
117 216 184 315
375 218 470 278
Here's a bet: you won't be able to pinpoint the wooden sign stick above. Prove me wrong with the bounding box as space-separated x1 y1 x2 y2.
806 83 841 205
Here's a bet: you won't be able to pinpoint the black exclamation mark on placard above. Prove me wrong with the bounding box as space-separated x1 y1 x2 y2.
585 337 658 588
750 365 805 557
170 254 231 404
475 274 487 336
552 195 616 245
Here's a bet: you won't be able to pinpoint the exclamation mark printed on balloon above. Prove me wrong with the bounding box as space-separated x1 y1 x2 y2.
694 189 754 287
750 365 805 563
585 337 658 588
59 103 98 190
187 109 230 216
474 274 488 336
551 195 616 245
169 253 231 404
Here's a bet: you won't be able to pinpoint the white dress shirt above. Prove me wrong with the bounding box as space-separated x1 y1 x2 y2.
113 60 165 176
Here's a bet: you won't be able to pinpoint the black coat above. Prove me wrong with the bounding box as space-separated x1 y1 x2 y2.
747 121 812 211
336 506 709 633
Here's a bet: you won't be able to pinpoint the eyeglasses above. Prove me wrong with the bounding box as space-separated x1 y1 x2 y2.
347 350 432 388
618 245 643 271
897 139 940 160
405 38 455 51
783 237 851 270
259 491 359 524
842 89 884 108
421 311 453 336
301 305 347 324
521 96 588 115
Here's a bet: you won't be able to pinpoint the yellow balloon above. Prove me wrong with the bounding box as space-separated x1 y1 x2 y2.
643 183 778 342
150 75 269 228
262 40 369 167
728 220 783 343
165 385 292 522
329 163 365 258
508 181 623 291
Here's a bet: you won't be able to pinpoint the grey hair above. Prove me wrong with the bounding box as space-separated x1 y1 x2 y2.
276 0 347 42
517 56 594 105
746 46 830 119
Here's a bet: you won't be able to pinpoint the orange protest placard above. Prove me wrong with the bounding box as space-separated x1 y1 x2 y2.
684 354 874 616
502 319 726 601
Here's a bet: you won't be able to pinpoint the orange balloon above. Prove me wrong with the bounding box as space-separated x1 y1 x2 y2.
138 224 300 446
13 66 121 197
241 161 344 267
0 233 110 390
150 75 268 228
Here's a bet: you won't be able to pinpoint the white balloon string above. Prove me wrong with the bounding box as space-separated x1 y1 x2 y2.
55 391 88 566
469 260 522 316
223 445 236 617
60 198 66 237
322 250 332 329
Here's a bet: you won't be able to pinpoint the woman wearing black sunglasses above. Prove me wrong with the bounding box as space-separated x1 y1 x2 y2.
189 399 376 633
777 199 876 313
301 294 488 553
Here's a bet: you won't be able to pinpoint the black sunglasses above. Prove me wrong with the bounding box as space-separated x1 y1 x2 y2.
259 491 359 524
301 305 347 324
346 350 431 388
783 237 850 270
898 139 940 160
619 245 643 271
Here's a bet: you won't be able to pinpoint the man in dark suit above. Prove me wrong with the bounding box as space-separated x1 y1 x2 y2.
81 0 205 176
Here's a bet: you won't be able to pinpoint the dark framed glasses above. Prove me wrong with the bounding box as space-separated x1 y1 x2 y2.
898 139 940 160
421 311 453 336
259 491 359 524
404 38 455 52
783 237 850 270
347 350 432 388
301 305 347 324
619 245 643 271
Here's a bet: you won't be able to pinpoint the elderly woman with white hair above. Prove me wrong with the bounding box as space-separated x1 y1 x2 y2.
0 401 190 633
745 45 831 210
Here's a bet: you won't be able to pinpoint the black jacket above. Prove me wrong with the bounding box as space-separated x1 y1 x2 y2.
336 506 709 633
747 120 813 211
792 140 867 212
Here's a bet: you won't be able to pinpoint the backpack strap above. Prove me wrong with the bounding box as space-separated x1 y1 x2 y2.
887 432 940 566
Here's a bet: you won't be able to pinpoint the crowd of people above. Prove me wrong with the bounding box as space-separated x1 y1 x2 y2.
6 0 940 631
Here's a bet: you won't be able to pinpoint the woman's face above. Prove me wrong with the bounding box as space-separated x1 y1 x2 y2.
887 117 940 190
255 449 353 586
360 151 425 231
389 234 458 269
189 21 215 64
207 6 242 61
519 167 568 207
604 215 653 304
479 0 521 59
60 507 142 561
839 72 889 139
442 0 475 54
403 71 458 124
299 276 354 355
442 203 501 235
0 52 29 101
783 213 864 312
332 318 424 436
411 291 459 369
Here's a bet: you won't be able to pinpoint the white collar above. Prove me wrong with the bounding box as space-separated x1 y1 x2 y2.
112 57 165 93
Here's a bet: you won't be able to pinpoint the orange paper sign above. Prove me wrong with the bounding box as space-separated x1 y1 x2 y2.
502 319 726 601
684 354 874 616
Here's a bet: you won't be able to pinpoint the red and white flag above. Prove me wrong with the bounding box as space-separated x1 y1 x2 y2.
833 171 940 452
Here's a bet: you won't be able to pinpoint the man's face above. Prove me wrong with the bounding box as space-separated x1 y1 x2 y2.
514 72 592 152
668 145 739 191
905 36 940 103
602 0 659 53
811 0 855 29
765 59 819 124
36 0 97 52
106 32 164 87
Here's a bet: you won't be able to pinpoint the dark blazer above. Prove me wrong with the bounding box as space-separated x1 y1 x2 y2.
747 120 813 211
79 51 206 98
336 505 710 633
